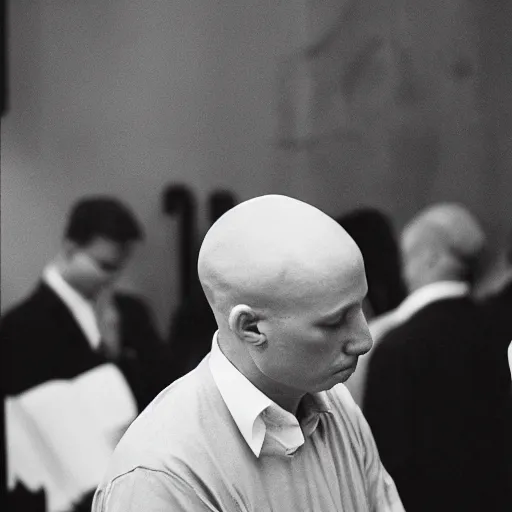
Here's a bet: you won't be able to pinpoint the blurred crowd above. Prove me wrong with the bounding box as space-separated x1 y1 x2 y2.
2 193 512 511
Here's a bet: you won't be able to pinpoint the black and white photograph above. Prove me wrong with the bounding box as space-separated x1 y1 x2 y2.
2 1 512 511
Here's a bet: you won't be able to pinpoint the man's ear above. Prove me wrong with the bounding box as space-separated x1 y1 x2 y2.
228 304 266 347
424 244 444 271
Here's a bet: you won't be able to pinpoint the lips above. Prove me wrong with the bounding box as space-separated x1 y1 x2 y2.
334 363 356 374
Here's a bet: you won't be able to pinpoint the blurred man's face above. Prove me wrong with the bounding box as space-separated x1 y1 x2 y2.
247 254 373 395
65 237 134 299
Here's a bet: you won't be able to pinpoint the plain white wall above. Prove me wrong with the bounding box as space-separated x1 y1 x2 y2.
1 0 308 334
3 0 512 334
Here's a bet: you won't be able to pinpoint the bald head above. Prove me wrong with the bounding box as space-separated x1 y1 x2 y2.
198 195 373 406
402 203 486 290
198 195 362 322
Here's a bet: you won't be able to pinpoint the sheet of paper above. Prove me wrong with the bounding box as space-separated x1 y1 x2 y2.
6 363 137 512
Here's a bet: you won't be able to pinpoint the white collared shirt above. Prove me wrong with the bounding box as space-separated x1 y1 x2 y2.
370 281 470 342
43 264 102 350
508 341 512 380
208 332 330 457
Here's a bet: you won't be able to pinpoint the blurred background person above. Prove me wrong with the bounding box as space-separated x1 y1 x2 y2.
337 207 406 406
1 196 173 512
478 227 512 491
480 227 512 353
363 203 512 511
336 208 407 320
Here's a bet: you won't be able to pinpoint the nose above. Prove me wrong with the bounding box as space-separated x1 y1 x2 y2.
344 313 373 357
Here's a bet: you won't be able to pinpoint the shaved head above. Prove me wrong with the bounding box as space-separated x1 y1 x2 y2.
402 203 485 259
197 195 372 412
401 203 486 290
198 194 362 321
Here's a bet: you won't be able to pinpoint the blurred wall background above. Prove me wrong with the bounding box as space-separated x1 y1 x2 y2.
2 0 512 334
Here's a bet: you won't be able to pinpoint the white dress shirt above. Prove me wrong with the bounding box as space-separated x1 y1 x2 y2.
43 264 102 350
208 332 331 457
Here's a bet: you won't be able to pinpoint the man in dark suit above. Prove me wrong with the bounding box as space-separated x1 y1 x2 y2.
2 196 170 408
481 236 512 367
364 204 512 511
479 233 512 499
1 197 172 511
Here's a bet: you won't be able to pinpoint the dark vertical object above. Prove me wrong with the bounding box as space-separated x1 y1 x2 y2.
162 184 197 302
0 410 4 512
1 0 7 496
336 208 407 317
0 0 8 116
208 190 237 225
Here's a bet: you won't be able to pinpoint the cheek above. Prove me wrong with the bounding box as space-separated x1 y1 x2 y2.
272 329 338 368
83 273 111 290
300 337 337 361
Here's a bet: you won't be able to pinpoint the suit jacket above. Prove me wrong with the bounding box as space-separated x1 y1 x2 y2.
481 282 512 353
480 281 512 418
1 283 172 411
363 296 512 512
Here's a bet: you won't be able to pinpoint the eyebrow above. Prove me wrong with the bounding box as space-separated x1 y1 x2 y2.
319 303 352 323
319 295 366 323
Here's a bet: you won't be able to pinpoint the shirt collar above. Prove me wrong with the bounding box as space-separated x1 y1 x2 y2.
42 264 101 349
208 332 330 457
396 281 470 323
369 281 470 342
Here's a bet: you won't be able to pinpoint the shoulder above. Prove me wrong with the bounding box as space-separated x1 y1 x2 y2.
412 296 479 326
93 466 214 512
101 360 228 479
371 322 412 361
374 297 478 352
1 284 60 332
366 319 429 382
483 283 512 307
325 384 382 452
326 382 359 411
480 285 512 324
325 384 366 431
417 297 488 346
368 309 401 342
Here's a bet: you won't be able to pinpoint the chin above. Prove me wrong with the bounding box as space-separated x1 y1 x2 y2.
315 373 350 392
334 367 355 382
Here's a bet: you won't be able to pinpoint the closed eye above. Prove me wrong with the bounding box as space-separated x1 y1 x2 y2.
323 315 346 329
323 304 361 329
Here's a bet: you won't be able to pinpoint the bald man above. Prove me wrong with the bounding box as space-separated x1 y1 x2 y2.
92 195 404 512
364 204 512 511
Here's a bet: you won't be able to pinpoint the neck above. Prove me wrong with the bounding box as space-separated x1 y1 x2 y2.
217 331 304 415
262 387 303 415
